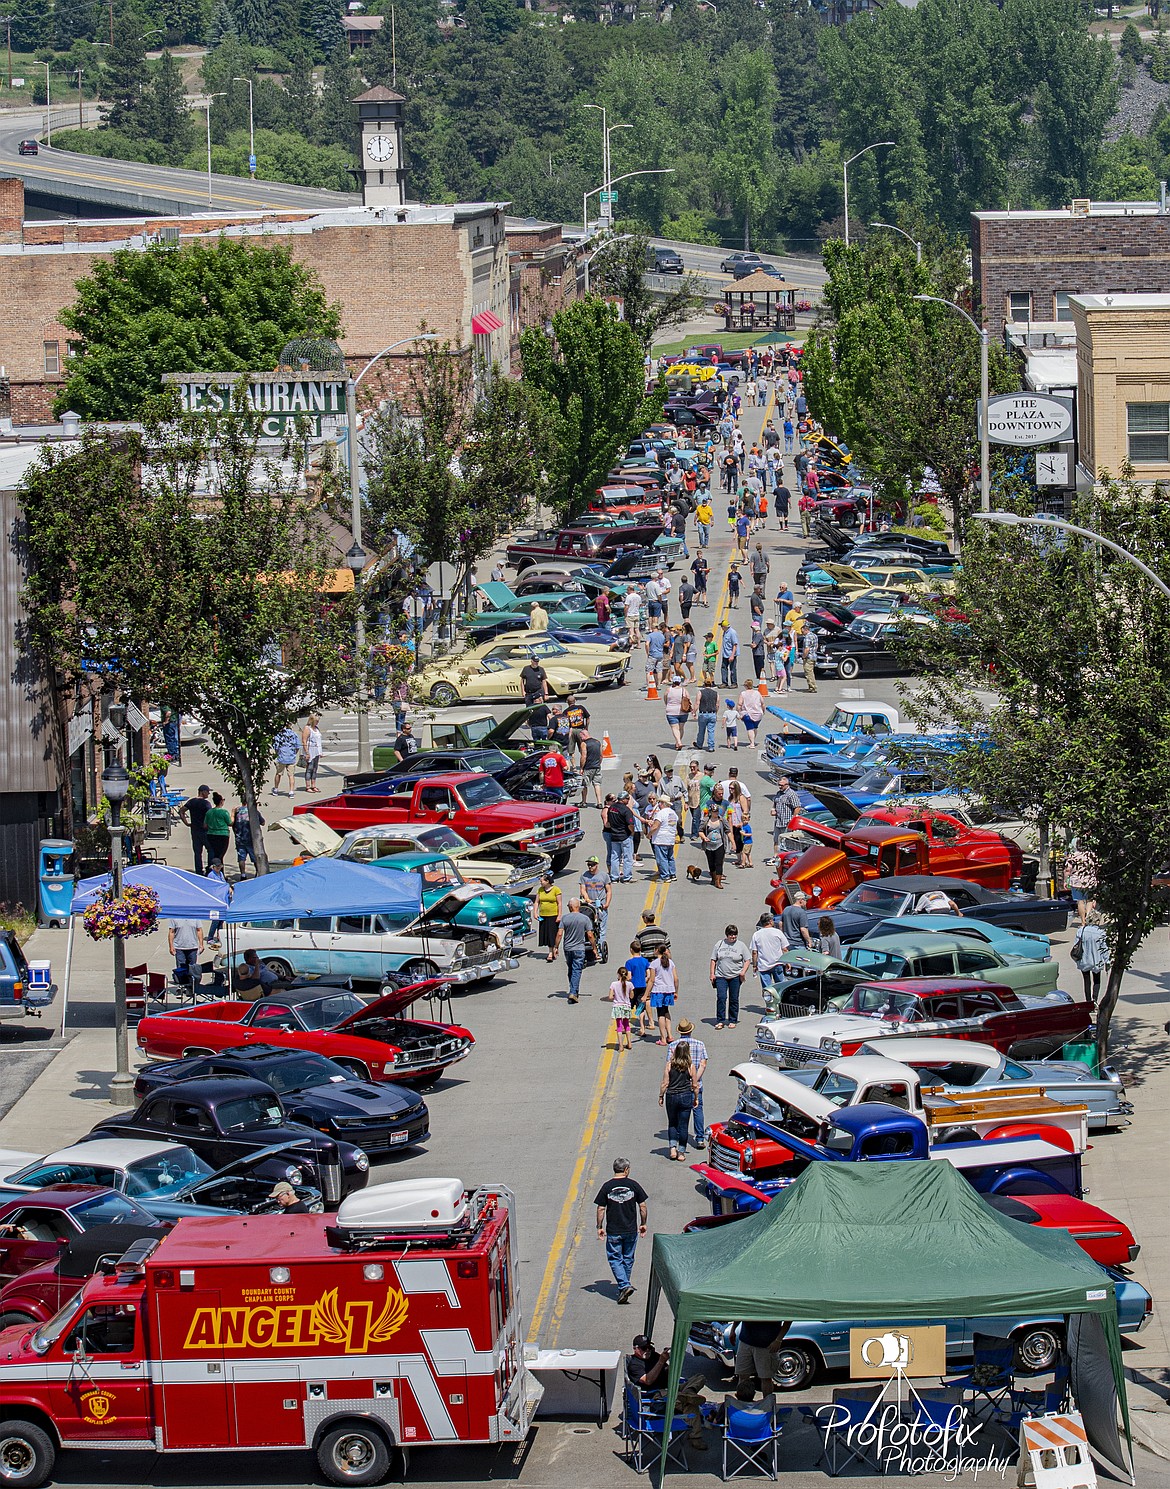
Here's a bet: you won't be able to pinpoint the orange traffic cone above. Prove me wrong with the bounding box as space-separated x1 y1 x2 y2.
758 676 769 697
601 730 615 758
647 676 659 700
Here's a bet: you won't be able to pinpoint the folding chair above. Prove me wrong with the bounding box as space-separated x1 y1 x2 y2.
908 1395 967 1470
722 1394 789 1479
818 1395 886 1476
945 1334 1015 1418
999 1368 1070 1437
622 1383 691 1475
125 964 166 1019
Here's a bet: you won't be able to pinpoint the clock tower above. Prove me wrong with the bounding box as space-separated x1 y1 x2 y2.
354 86 406 208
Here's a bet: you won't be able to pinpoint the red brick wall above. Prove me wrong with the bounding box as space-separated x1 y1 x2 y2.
972 211 1170 338
0 177 24 243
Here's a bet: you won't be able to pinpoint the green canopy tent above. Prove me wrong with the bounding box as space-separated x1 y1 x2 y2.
646 1162 1131 1483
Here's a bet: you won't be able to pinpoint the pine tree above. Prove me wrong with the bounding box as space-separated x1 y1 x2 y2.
233 0 269 44
102 15 149 134
315 48 357 148
140 50 193 159
207 0 238 44
282 44 319 135
308 0 345 57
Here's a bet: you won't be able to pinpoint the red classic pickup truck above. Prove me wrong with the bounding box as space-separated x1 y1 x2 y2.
300 772 584 872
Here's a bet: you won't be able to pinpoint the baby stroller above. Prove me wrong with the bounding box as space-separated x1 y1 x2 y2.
581 900 609 965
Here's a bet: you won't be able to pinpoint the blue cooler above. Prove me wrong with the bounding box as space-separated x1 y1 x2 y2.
38 839 76 928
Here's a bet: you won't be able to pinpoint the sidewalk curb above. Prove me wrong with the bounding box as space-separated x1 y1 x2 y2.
1132 1409 1170 1462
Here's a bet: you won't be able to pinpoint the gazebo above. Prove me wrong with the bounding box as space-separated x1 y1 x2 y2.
719 271 799 332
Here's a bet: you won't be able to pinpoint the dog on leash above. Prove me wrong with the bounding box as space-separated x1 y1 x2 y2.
685 864 704 883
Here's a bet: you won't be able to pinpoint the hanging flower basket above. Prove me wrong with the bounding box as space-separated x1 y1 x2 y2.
82 885 160 941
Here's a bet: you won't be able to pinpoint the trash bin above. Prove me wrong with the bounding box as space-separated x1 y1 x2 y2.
38 839 76 929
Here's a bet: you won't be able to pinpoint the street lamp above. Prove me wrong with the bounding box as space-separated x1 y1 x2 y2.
43 60 51 147
914 293 990 515
582 168 674 238
345 332 439 771
969 512 1170 601
234 76 255 177
201 93 225 207
583 101 607 214
581 232 635 295
842 140 894 247
101 743 135 1108
869 220 921 264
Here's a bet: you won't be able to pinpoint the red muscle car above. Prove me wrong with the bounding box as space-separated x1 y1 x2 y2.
135 983 472 1088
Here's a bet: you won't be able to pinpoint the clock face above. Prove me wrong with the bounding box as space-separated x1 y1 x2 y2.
366 133 397 164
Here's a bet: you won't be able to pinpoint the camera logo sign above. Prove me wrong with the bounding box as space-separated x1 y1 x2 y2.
849 1325 946 1378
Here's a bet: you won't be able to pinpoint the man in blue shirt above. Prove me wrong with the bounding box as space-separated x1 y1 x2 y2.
720 625 739 687
646 625 666 689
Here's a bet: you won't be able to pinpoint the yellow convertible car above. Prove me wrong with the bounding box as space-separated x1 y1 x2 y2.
415 632 630 706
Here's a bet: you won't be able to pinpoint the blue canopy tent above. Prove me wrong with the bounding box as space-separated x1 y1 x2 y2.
215 858 421 923
62 866 234 1031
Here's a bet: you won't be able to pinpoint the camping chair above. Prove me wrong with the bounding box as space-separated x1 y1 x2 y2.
908 1395 967 1469
999 1367 1070 1436
722 1394 789 1479
945 1334 1015 1418
125 963 167 1018
622 1383 691 1475
818 1395 886 1476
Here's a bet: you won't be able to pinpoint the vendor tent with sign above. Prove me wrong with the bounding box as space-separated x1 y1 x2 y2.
646 1162 1131 1483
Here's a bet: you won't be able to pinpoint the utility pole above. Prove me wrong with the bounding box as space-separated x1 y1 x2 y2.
391 4 397 88
43 60 50 145
108 0 115 46
75 66 83 130
1 16 12 91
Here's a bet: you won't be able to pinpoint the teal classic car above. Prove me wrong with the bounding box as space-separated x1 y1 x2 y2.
372 852 532 939
462 582 605 637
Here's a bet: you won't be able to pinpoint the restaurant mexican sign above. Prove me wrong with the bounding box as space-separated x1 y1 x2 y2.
163 373 348 438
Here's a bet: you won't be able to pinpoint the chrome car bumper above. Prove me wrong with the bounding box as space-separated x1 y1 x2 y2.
446 956 519 984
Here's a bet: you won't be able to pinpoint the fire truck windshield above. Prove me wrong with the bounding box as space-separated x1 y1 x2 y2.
217 1096 284 1131
31 1290 85 1355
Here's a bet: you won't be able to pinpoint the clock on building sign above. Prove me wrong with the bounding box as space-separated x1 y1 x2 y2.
1036 452 1069 486
366 134 397 163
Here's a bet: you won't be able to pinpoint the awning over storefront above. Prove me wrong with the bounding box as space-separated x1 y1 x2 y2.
471 310 503 335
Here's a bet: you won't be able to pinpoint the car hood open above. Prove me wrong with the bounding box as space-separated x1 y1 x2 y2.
334 980 450 1025
273 813 343 856
173 1139 321 1200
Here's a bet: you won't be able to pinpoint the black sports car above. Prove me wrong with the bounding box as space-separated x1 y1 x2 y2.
132 1046 430 1158
823 876 1071 943
344 746 582 802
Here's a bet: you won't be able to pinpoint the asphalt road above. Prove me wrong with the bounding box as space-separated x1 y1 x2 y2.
0 106 352 214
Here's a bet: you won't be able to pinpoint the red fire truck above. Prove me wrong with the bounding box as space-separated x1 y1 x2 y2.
0 1178 538 1487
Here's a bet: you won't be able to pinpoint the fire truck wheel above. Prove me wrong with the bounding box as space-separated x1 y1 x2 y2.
316 1421 392 1486
0 1420 56 1486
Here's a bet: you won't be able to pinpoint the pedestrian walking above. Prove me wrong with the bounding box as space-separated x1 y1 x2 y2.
646 946 680 1045
659 1040 699 1159
604 793 636 882
726 781 749 866
801 626 819 691
670 1020 708 1142
698 804 727 889
625 942 652 1036
775 482 792 530
580 855 612 949
681 622 698 682
721 695 739 751
1071 911 1108 1006
1063 845 1099 924
695 673 719 753
179 784 213 875
645 624 666 689
663 673 692 751
623 586 642 646
231 804 263 879
782 889 813 949
551 897 597 1004
578 729 604 807
751 911 791 1012
594 1158 647 1304
720 625 739 687
750 542 769 590
647 795 679 881
817 915 842 959
272 727 299 796
521 657 549 706
528 601 549 632
605 965 635 1051
678 577 696 625
738 681 765 749
537 872 562 958
300 714 323 793
709 925 750 1027
783 416 794 453
771 776 801 863
204 792 232 871
695 497 712 548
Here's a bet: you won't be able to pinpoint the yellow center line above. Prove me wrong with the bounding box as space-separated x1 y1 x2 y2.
17 155 316 210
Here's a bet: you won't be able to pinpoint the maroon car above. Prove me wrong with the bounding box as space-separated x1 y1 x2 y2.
0 1219 162 1329
0 1188 163 1300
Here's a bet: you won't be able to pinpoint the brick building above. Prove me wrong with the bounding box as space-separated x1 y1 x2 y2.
0 179 511 423
506 217 579 364
971 201 1170 345
1069 292 1170 484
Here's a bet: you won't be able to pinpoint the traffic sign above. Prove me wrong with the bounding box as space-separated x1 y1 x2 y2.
599 190 617 205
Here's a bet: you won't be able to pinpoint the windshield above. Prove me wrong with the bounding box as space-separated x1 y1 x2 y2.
838 883 908 916
525 639 570 658
457 778 511 809
1003 1058 1034 1080
853 987 920 1020
412 860 464 890
848 947 908 978
259 1054 350 1093
417 826 469 851
32 1291 86 1354
71 1193 156 1229
297 994 364 1030
847 619 882 639
823 709 857 731
838 737 877 761
216 1095 284 1132
125 1148 213 1196
811 1070 858 1106
462 718 500 744
850 767 899 793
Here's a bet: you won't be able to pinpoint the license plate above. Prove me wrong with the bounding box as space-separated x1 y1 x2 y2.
389 1130 410 1144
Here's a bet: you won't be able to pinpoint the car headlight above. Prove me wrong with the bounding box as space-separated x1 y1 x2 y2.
354 1151 370 1172
284 1165 304 1183
477 910 488 924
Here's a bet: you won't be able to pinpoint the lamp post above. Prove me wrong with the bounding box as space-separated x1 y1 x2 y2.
842 140 894 247
582 168 674 239
101 734 135 1107
202 93 225 207
969 511 1170 600
234 76 255 176
581 232 636 295
869 220 921 264
43 60 50 146
583 101 607 216
344 333 439 772
914 293 990 514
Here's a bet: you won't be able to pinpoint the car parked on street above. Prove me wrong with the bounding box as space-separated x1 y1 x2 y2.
360 747 580 810
822 876 1070 939
0 1189 164 1291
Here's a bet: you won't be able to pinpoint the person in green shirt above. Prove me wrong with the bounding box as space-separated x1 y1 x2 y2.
699 767 715 812
203 792 232 874
703 631 718 674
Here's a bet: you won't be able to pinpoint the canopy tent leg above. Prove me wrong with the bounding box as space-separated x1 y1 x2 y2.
60 913 76 1035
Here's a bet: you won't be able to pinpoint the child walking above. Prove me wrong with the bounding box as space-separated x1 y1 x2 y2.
626 942 652 1037
723 698 739 750
605 965 634 1051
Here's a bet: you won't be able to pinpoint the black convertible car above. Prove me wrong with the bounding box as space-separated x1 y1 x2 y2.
822 876 1071 944
132 1046 430 1158
344 746 582 802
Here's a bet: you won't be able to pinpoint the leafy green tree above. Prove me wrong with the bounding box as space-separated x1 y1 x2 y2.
520 299 664 522
101 14 149 133
315 48 358 149
282 44 319 134
711 46 778 249
361 337 555 627
1030 25 1118 204
19 407 357 870
590 232 700 349
57 239 342 419
896 483 1170 1066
